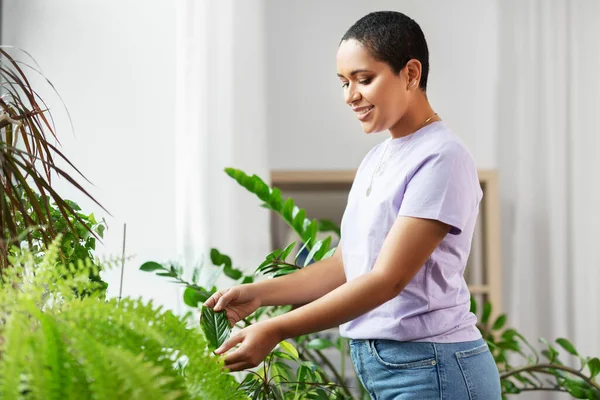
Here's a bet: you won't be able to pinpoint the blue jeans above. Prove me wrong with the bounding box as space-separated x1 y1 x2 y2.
349 338 501 399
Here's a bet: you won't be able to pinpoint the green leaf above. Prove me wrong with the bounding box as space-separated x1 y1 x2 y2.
306 338 335 350
223 265 243 280
241 276 254 284
200 305 231 351
304 240 323 267
280 242 297 261
492 314 507 331
183 286 215 307
96 224 105 238
470 296 477 315
588 357 600 379
139 261 164 272
313 236 332 261
562 377 589 398
268 187 283 210
282 198 294 221
210 248 232 268
278 340 299 360
321 247 337 259
294 239 311 264
556 338 579 356
317 219 341 237
292 209 306 232
482 301 492 324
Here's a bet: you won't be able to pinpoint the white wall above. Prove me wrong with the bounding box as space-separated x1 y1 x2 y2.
265 0 498 170
2 0 181 311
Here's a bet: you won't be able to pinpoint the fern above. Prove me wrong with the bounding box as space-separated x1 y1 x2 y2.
0 240 248 400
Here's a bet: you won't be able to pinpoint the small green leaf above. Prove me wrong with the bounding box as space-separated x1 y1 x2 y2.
313 236 332 261
223 265 243 280
492 314 506 330
556 338 579 356
96 224 105 238
292 209 306 232
306 338 335 350
268 187 283 210
280 242 297 261
294 239 311 264
278 340 299 360
241 276 254 284
470 296 477 314
317 219 341 237
183 286 215 307
200 305 231 351
282 198 294 221
562 377 589 398
588 357 600 379
321 247 337 259
304 240 323 267
482 301 492 324
139 261 164 272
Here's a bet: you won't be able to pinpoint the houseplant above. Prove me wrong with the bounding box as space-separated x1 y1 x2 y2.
143 168 600 400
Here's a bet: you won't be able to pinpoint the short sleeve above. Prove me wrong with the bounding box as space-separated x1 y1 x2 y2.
397 142 481 235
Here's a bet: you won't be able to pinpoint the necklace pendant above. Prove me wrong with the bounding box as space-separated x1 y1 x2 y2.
366 186 372 197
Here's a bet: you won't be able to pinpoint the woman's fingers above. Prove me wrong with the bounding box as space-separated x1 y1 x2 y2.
214 288 237 311
215 333 243 355
223 362 248 373
204 290 224 309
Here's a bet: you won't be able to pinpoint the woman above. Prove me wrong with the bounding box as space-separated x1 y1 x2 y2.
205 11 502 399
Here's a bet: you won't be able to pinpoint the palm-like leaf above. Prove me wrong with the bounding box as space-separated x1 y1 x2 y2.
0 47 107 269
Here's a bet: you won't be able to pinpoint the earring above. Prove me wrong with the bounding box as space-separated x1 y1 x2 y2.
411 81 417 88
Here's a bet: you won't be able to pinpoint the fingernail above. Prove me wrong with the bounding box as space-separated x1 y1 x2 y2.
214 347 222 354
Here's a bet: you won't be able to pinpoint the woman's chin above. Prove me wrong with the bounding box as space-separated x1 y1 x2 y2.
360 122 384 134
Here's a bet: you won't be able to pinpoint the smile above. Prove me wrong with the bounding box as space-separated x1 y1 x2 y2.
355 106 374 121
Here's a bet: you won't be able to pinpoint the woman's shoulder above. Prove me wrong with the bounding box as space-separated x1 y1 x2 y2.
412 123 476 166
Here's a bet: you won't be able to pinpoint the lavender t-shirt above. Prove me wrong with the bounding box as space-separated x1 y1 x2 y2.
339 121 483 343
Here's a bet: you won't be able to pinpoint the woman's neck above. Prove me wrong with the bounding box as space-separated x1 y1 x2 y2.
388 96 439 139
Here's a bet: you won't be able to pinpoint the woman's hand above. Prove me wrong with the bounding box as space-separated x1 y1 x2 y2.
204 285 262 327
215 320 283 372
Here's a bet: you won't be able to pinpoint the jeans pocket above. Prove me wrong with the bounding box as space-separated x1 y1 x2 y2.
370 339 437 369
456 344 502 399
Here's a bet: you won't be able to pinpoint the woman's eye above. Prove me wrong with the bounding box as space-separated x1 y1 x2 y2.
359 78 371 85
341 82 349 88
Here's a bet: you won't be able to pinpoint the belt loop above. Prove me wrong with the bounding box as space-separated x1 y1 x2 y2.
367 339 374 356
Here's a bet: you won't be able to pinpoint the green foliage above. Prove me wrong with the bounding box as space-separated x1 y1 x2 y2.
143 167 600 399
0 48 107 269
7 187 108 292
0 241 248 400
472 298 600 399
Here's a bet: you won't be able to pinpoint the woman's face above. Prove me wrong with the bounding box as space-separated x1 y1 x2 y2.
336 39 411 134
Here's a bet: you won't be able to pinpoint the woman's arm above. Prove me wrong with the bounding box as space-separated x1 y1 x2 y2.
216 217 450 371
252 242 346 307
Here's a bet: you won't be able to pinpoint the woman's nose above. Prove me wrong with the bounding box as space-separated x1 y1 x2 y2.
345 84 361 105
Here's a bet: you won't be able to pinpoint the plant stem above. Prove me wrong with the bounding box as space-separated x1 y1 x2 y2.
501 364 600 392
304 346 353 398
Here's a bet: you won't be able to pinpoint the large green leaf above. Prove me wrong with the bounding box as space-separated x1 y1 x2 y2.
200 305 231 351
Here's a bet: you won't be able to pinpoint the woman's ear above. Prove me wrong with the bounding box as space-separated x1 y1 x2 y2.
405 59 422 90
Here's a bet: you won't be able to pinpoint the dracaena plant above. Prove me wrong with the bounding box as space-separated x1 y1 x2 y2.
143 168 600 399
0 47 107 270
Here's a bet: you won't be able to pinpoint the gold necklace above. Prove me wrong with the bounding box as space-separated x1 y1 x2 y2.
366 113 438 197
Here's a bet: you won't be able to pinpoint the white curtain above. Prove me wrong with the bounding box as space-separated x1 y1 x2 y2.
498 1 600 398
175 0 270 292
